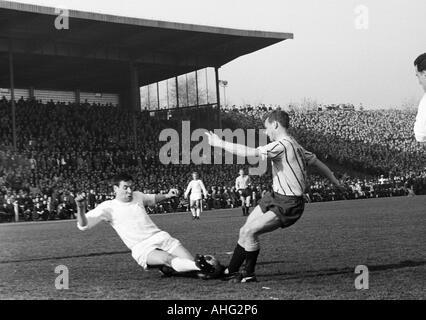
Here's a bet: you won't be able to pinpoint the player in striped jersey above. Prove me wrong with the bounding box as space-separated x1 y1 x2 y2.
235 168 252 216
184 172 208 220
205 110 343 283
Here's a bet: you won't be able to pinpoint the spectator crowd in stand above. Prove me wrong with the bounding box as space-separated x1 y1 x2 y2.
1 97 426 222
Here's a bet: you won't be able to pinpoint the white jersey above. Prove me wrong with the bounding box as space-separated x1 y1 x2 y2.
235 175 251 190
77 191 160 250
184 179 207 198
414 93 426 142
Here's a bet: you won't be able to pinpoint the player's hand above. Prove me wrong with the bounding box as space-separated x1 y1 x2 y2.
75 193 86 206
205 131 223 147
335 183 346 193
168 188 179 198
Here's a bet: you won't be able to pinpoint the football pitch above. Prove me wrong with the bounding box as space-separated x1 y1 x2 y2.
0 196 425 300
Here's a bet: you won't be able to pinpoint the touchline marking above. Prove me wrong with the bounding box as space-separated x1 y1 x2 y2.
0 208 238 227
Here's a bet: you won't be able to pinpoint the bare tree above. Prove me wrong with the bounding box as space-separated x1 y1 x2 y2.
141 73 210 110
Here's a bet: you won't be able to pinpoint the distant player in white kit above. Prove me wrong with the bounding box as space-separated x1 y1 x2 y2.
184 172 207 220
75 173 220 278
235 168 252 216
413 53 426 142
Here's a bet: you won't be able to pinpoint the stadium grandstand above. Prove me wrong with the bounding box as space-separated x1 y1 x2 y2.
1 1 426 223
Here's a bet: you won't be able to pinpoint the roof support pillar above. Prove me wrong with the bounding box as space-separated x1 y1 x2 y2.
175 76 179 108
156 82 160 110
127 62 140 151
9 40 17 151
75 89 80 105
214 66 222 128
195 70 199 106
129 62 141 113
166 80 169 108
29 86 35 100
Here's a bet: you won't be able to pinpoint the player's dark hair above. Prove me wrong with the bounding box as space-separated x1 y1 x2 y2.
112 173 133 187
414 53 426 73
265 110 290 129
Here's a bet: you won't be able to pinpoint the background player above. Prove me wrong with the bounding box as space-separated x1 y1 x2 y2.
235 168 252 216
75 173 217 278
184 172 208 220
205 110 343 283
413 53 426 143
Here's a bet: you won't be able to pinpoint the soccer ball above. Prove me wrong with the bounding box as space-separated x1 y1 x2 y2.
204 255 220 267
169 188 180 197
199 255 224 280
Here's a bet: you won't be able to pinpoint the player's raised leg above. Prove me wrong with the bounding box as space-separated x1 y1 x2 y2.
237 210 282 282
146 249 200 275
170 244 222 277
225 205 282 282
170 243 195 260
225 205 264 276
244 204 265 225
146 247 216 276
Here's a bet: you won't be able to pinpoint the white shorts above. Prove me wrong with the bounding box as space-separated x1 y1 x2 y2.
131 231 181 270
190 193 202 202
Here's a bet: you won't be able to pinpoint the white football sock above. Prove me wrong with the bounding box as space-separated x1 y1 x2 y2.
191 208 196 217
196 208 200 217
170 257 200 272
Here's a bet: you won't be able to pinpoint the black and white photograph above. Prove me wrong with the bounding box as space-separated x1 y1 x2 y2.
0 0 425 307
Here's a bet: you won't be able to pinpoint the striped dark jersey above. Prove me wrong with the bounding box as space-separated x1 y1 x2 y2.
257 136 317 196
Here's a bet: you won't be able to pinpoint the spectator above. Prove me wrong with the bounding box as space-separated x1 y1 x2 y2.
1 98 426 222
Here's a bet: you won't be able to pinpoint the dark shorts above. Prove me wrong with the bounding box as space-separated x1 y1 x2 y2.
238 188 251 198
258 192 305 228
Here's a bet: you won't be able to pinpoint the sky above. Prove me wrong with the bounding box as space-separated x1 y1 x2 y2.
8 0 426 108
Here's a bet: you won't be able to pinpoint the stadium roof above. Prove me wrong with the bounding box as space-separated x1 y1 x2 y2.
0 1 293 93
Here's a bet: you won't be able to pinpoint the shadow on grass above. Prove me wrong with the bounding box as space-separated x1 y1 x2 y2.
261 260 426 280
0 250 130 264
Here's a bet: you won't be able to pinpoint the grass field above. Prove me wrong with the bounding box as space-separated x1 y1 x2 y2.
0 196 425 300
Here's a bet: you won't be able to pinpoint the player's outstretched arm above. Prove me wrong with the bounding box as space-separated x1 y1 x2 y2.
154 189 179 204
75 193 108 230
184 183 191 199
414 131 426 143
205 131 259 158
200 180 208 198
310 159 342 187
75 193 88 228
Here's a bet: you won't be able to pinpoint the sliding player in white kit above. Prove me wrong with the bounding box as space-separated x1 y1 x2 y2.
75 173 220 278
184 172 207 220
236 168 252 216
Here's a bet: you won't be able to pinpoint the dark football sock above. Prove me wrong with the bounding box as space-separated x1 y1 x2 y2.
244 249 260 275
227 243 246 274
242 206 246 215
